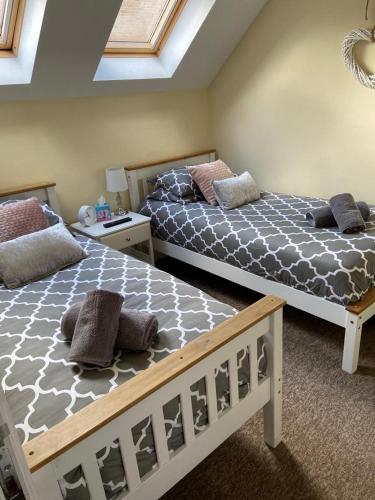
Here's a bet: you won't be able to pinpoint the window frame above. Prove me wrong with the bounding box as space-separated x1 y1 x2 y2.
0 0 25 56
104 0 187 57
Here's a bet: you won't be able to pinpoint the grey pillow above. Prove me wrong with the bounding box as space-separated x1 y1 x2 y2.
0 223 88 289
212 171 260 210
149 167 203 201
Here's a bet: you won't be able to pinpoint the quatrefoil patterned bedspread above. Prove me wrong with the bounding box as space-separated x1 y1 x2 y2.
140 192 375 306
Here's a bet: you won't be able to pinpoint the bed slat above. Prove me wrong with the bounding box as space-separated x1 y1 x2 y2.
228 354 240 407
250 341 259 393
205 371 218 424
152 407 170 467
118 430 141 493
81 455 106 500
180 389 195 445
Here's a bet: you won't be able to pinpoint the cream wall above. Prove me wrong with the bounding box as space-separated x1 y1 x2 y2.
0 90 211 221
209 0 375 202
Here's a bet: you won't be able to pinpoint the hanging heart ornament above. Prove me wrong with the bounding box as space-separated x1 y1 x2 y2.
342 28 375 89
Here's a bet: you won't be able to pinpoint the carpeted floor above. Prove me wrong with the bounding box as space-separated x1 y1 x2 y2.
156 257 375 500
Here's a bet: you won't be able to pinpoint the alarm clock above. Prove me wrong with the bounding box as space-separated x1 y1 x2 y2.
78 205 96 227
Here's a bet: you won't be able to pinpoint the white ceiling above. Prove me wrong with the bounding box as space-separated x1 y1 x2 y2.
0 0 267 101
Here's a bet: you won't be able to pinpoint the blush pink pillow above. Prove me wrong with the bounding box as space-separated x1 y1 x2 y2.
0 197 49 243
188 160 234 205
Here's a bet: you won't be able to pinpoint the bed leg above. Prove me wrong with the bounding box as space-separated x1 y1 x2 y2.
342 312 363 374
263 308 283 448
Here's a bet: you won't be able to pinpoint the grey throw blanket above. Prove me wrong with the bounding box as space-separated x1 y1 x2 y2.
69 290 124 367
62 303 158 352
306 201 370 228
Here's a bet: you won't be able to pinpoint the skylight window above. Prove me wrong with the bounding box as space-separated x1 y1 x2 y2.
105 0 186 56
0 0 24 54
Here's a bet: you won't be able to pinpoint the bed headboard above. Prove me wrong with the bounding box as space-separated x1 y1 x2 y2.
0 182 60 214
125 149 216 211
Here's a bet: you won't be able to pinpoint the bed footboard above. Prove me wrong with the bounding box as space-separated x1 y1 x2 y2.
18 295 284 500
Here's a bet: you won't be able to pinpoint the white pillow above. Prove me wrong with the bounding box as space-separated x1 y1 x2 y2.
0 223 88 289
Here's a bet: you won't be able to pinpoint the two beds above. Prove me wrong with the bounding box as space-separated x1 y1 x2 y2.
0 183 284 500
126 150 375 374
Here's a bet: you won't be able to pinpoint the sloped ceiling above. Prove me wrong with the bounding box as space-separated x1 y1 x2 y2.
0 0 267 101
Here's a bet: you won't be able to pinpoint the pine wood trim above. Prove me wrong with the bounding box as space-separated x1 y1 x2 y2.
23 295 285 473
346 287 375 314
0 0 24 57
126 149 217 171
0 182 56 198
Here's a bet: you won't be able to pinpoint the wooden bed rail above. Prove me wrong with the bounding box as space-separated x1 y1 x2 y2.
23 295 284 474
0 182 56 198
126 149 216 171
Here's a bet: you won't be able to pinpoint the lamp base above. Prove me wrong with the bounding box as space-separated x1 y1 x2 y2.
115 192 128 216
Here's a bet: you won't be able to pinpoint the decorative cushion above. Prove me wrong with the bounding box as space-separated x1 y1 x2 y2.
147 188 202 205
188 160 234 205
0 198 62 226
151 167 202 201
0 197 49 243
0 223 88 289
212 171 260 210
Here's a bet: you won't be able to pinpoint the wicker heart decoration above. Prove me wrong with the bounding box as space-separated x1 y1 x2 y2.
342 28 375 89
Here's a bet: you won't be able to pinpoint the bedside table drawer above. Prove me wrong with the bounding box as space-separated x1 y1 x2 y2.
100 223 151 250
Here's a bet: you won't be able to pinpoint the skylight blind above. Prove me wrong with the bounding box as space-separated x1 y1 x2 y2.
106 0 183 54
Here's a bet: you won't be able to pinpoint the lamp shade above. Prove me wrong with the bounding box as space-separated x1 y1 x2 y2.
106 167 128 193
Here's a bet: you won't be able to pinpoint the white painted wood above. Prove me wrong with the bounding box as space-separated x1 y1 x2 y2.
81 455 106 500
29 307 282 500
151 407 170 468
263 309 283 448
127 171 141 212
179 390 195 446
342 312 363 374
118 430 141 493
250 341 259 394
123 381 271 500
205 371 218 425
46 186 61 214
0 388 38 499
0 485 6 500
228 354 239 408
32 466 63 500
148 234 155 266
70 212 151 238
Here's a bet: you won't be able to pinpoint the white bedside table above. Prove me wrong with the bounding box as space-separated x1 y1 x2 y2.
70 212 154 265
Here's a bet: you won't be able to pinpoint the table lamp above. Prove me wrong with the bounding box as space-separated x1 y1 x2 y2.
106 167 128 216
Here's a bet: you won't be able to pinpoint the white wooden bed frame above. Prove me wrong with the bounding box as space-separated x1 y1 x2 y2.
0 183 284 500
125 150 375 375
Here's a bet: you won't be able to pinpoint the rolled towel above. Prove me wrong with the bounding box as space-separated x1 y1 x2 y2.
69 290 124 367
306 201 370 228
329 193 366 234
118 309 158 351
62 303 158 352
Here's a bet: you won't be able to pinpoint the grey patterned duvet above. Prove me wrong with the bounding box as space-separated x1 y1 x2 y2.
0 236 265 499
139 192 375 306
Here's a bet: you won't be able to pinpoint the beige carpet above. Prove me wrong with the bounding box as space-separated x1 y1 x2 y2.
157 257 375 500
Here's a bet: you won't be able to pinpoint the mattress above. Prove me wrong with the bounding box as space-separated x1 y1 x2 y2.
139 192 375 306
0 235 265 499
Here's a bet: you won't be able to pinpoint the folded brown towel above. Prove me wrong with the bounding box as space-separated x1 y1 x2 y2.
329 193 366 234
306 201 370 228
69 290 124 367
62 302 158 352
